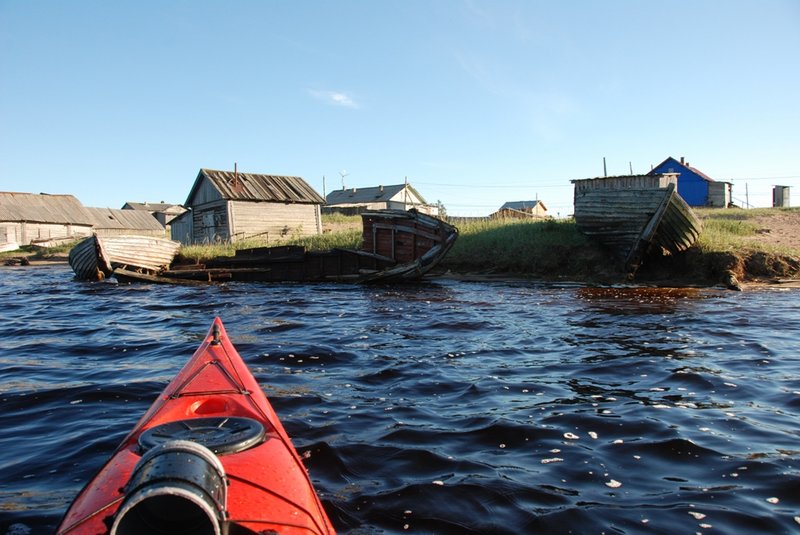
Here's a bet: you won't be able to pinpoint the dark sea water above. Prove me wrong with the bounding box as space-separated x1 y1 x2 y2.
1 264 799 534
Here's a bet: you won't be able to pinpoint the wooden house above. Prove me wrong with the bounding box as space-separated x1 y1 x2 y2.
121 201 187 229
491 200 548 219
84 207 167 237
324 183 437 215
177 168 324 245
0 192 94 246
648 157 731 207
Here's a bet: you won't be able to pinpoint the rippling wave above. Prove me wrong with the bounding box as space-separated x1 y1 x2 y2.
1 266 799 533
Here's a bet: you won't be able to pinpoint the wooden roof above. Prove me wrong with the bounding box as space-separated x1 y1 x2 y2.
122 201 184 213
84 207 165 230
0 192 93 225
188 169 325 205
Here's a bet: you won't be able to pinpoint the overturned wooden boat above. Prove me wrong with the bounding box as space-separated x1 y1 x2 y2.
0 242 20 253
30 236 82 249
69 234 181 281
572 174 702 276
114 209 458 284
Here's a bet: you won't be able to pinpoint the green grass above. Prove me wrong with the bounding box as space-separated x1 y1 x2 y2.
179 229 363 263
442 217 608 275
695 206 799 221
694 207 800 256
0 240 82 261
321 213 361 225
290 229 362 250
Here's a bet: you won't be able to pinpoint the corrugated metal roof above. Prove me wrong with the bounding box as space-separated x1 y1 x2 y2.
189 169 325 205
326 184 427 205
0 192 94 225
499 200 545 211
85 207 165 230
122 201 183 212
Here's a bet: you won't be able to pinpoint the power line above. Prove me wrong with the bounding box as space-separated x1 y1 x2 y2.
723 175 800 181
414 181 572 189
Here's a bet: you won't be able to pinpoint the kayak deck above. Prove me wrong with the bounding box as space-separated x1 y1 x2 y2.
57 318 335 535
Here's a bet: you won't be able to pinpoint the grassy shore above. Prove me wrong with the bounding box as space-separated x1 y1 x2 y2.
443 209 800 285
4 208 799 286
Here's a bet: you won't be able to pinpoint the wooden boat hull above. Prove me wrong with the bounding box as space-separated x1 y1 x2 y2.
113 210 458 285
69 234 181 281
56 317 335 535
573 179 702 275
0 242 20 253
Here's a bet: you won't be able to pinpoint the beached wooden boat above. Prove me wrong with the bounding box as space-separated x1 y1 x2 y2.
572 174 702 276
0 242 20 253
69 234 181 281
113 209 458 284
30 236 82 249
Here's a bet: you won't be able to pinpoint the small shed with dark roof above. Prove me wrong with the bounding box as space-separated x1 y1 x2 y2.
177 168 324 244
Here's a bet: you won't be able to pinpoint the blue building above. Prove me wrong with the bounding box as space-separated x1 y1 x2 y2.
648 156 731 207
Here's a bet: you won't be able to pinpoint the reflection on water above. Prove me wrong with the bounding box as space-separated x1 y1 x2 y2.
0 266 799 534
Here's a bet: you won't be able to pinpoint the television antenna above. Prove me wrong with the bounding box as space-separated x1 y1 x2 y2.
339 169 349 189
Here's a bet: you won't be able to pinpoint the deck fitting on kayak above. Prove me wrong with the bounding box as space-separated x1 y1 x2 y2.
211 325 221 346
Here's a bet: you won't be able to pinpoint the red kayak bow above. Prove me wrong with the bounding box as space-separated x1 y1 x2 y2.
57 317 336 535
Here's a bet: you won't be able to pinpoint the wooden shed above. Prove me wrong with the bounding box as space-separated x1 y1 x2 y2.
0 192 94 246
178 168 324 245
324 183 437 215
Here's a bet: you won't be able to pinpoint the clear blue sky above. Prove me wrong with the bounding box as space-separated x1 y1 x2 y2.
2 1 799 216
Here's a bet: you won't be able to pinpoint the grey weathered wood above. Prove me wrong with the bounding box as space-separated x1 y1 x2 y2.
572 175 702 276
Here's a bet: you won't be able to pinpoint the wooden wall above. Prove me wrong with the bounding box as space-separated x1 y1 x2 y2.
1 222 93 245
573 174 677 194
190 201 230 244
229 201 321 242
708 182 731 208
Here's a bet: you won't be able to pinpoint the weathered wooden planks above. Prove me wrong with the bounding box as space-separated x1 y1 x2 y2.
572 175 702 276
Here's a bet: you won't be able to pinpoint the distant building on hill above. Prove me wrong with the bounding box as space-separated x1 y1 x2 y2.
491 200 548 219
648 156 731 207
324 182 438 215
173 168 324 244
